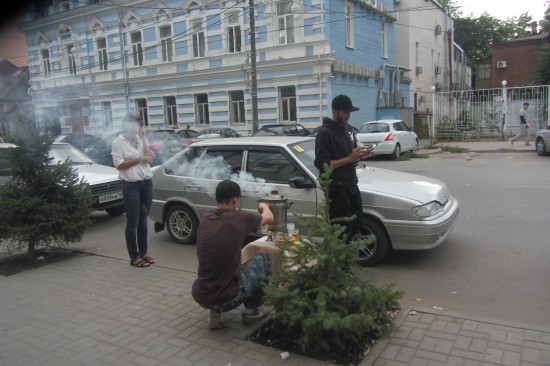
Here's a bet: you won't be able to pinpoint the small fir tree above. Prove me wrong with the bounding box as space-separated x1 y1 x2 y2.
0 127 92 261
262 164 403 364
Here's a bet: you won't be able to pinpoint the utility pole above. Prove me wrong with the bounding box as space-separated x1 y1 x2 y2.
248 0 259 133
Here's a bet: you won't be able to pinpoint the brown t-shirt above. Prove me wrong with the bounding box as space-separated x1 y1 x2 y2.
191 208 262 306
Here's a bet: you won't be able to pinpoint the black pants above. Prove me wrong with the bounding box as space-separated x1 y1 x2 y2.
328 185 363 242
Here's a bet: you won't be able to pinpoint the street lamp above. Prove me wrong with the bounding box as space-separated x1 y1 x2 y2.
501 80 507 139
430 85 436 145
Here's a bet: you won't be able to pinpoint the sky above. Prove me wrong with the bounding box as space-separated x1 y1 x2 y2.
456 0 547 21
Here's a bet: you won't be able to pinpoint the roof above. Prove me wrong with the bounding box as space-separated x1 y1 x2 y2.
188 136 314 147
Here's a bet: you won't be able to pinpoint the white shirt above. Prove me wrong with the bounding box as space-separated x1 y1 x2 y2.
111 134 153 182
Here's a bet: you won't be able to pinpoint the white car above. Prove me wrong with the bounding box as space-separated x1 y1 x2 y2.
356 120 418 159
1 142 125 216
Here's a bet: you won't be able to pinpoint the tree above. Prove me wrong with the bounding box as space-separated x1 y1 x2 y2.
0 127 92 260
533 44 550 84
453 13 534 65
260 164 402 365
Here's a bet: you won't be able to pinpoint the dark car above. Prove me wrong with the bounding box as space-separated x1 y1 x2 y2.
194 127 241 140
252 123 310 136
147 129 185 165
85 129 184 167
156 128 198 146
53 133 101 152
309 125 358 136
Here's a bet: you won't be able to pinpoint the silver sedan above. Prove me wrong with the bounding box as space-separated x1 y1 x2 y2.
150 136 459 266
535 126 550 156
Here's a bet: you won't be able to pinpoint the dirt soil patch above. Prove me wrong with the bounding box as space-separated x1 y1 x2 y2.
0 247 85 277
247 318 380 365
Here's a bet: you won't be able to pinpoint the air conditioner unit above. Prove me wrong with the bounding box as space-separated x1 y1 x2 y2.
496 61 507 68
435 24 442 35
416 66 423 74
435 66 441 75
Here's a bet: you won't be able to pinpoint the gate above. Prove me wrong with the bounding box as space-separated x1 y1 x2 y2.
430 85 550 141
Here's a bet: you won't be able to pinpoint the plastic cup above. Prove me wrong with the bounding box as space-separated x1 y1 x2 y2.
261 224 268 234
286 223 295 236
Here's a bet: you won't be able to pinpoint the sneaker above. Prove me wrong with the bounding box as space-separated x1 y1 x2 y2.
241 308 267 325
209 310 222 329
509 138 513 145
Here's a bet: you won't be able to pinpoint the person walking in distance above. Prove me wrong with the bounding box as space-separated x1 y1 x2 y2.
111 112 156 268
510 102 530 146
314 95 372 242
192 179 274 329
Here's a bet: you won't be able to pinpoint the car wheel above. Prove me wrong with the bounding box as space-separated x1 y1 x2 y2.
535 137 547 156
355 218 390 267
105 205 124 216
166 204 198 244
390 144 401 159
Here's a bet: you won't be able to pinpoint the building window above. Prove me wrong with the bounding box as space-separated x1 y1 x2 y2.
67 44 77 75
229 90 245 124
345 3 354 48
131 32 143 66
97 38 108 71
195 93 210 126
192 21 205 58
159 25 173 62
227 13 242 53
277 1 294 45
164 96 178 126
478 64 491 79
135 98 148 126
41 49 51 77
279 86 296 123
101 101 112 128
381 22 387 58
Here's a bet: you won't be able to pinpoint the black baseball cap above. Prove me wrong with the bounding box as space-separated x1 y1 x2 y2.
332 95 360 112
215 179 241 201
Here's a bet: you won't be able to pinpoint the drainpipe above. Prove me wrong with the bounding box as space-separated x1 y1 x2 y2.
116 9 130 112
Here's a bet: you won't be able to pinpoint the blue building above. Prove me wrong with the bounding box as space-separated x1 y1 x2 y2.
19 0 411 136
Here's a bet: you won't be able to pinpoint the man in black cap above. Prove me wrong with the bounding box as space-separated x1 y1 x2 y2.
314 95 372 243
192 179 274 329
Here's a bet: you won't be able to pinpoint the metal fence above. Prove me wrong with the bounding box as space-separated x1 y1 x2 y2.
430 85 550 141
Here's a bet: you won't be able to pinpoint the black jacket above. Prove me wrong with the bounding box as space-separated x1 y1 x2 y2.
314 117 358 187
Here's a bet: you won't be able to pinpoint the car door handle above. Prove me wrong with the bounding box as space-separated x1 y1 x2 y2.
186 184 202 191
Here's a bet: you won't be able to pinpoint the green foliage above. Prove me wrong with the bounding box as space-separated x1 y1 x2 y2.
263 164 403 360
533 44 550 85
0 127 92 260
454 13 535 65
440 145 469 153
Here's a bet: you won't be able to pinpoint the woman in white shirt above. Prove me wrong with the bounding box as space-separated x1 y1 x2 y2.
111 113 155 267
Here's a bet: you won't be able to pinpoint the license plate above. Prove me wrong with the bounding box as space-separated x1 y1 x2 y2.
99 192 123 203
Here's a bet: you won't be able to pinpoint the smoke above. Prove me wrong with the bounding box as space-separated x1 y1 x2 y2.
166 154 277 199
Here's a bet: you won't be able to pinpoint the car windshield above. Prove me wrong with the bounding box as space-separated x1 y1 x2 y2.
255 126 284 136
286 139 318 176
359 123 390 133
49 144 94 165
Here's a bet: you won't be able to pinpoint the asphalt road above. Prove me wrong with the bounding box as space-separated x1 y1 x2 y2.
70 151 550 329
362 152 550 328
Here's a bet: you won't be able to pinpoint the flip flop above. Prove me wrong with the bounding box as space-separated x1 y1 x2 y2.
131 258 150 267
141 256 156 264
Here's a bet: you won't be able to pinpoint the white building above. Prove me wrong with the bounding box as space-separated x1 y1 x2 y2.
394 0 471 115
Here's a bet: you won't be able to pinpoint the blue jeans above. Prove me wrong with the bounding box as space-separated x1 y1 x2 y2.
122 179 153 260
207 252 272 313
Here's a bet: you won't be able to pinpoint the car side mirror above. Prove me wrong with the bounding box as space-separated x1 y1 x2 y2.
289 176 316 189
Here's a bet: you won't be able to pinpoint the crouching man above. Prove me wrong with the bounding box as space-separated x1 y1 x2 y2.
192 179 274 329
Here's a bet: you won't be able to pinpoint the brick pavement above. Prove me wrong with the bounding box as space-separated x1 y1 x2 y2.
1 253 549 366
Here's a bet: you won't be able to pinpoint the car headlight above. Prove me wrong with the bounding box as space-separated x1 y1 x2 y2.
412 201 444 218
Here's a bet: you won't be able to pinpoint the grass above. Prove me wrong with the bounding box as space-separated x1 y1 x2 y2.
439 145 470 153
396 152 430 161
